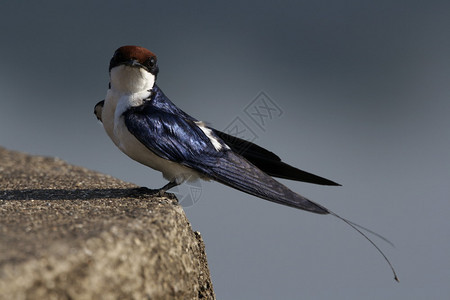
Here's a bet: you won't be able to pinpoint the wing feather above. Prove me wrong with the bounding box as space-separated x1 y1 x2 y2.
213 130 340 186
124 102 328 214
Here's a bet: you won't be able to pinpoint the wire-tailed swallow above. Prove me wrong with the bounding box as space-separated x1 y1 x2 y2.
94 45 398 281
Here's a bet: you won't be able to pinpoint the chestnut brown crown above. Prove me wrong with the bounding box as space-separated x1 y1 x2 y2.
109 45 159 76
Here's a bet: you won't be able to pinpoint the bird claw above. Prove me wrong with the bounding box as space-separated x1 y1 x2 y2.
127 186 172 198
127 187 157 197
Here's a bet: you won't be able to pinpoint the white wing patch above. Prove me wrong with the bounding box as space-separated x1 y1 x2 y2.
195 121 228 151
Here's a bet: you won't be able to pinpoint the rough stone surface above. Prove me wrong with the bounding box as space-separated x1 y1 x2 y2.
0 147 215 300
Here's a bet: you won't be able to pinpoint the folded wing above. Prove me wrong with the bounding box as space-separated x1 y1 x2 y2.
124 102 329 214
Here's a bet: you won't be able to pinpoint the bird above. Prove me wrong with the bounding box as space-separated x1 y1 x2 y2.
95 45 398 281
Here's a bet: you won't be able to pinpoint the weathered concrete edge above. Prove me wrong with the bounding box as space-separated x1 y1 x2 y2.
0 208 215 299
0 147 215 299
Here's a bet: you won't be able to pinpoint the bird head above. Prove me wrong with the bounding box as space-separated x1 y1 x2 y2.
109 45 159 94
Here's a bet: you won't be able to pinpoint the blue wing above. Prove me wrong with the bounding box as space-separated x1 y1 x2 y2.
149 85 340 186
123 91 328 214
124 104 223 162
150 85 197 121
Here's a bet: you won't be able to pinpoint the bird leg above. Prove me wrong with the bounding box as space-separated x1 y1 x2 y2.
156 180 179 196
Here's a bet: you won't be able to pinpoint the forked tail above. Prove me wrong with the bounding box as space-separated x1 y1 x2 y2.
328 209 399 282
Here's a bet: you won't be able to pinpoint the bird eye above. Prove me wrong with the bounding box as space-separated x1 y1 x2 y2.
147 57 157 67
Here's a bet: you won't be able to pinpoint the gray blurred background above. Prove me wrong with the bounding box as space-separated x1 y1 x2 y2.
1 1 449 298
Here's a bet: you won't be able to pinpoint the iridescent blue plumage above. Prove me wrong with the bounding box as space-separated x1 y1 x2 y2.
123 85 329 214
124 87 224 161
127 85 341 185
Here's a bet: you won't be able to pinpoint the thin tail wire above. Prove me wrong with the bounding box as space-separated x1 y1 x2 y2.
345 219 395 248
327 209 399 282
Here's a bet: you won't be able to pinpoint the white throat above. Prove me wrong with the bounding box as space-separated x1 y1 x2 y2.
102 65 155 148
110 65 155 94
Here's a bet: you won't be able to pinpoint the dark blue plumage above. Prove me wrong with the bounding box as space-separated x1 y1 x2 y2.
124 88 225 162
123 85 329 214
147 85 196 121
128 85 341 183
